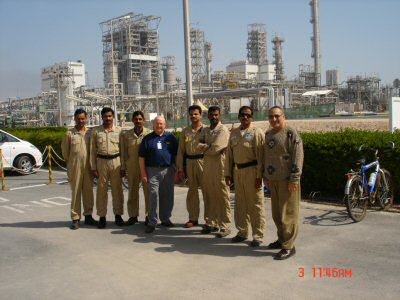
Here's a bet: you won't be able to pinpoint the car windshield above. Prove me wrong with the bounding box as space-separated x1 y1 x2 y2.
0 131 20 143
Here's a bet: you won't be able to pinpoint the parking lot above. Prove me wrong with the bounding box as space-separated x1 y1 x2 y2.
0 170 399 299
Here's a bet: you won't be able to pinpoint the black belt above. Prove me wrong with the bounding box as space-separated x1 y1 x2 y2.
235 160 257 169
148 165 171 168
97 153 120 160
186 154 204 160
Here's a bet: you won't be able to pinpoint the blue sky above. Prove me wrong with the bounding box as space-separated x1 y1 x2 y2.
0 0 399 100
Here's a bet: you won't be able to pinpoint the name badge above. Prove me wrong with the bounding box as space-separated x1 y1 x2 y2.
157 141 162 150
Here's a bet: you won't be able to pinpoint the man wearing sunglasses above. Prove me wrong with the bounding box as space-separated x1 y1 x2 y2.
225 106 265 245
264 106 304 260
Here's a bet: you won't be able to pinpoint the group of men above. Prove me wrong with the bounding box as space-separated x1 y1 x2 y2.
62 104 303 260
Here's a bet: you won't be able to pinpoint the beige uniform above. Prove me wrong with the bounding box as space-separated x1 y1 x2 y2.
176 126 205 222
62 127 94 221
264 126 304 249
120 127 151 218
90 125 124 217
225 125 265 240
200 122 232 230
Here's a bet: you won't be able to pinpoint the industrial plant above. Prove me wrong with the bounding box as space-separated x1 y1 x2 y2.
0 0 398 128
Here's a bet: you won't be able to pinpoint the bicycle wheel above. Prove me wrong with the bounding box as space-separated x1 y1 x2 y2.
122 176 129 189
345 176 368 222
375 168 393 210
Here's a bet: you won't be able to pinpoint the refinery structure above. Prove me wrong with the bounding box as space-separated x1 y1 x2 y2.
0 0 399 127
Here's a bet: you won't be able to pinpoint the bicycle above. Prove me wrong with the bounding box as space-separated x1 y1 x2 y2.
344 142 395 222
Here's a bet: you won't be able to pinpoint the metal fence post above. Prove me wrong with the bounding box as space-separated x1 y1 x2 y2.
48 145 53 184
0 149 6 191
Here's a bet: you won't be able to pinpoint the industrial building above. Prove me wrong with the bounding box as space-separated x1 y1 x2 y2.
0 0 396 127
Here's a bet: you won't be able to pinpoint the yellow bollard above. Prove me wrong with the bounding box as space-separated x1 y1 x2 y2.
48 145 53 184
0 148 6 191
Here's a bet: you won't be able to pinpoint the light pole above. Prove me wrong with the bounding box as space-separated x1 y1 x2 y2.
183 0 193 126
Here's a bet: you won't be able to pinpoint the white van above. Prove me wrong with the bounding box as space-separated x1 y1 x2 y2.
0 129 43 173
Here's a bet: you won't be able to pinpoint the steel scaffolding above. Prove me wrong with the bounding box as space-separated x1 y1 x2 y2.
190 27 205 83
247 23 267 66
100 12 161 96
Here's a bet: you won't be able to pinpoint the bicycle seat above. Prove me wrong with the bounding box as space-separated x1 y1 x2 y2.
356 158 366 165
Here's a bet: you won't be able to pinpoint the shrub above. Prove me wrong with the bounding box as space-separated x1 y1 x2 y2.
301 129 400 203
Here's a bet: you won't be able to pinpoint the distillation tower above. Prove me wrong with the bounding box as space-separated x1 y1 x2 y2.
190 27 205 84
161 56 177 91
272 35 285 81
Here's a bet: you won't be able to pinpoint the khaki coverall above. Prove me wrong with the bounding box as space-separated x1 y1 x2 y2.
120 127 151 218
62 127 94 221
225 125 265 240
176 126 204 222
90 125 124 217
200 122 231 231
264 126 304 249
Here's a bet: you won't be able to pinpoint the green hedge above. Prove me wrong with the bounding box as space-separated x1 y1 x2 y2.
3 127 399 203
301 129 400 203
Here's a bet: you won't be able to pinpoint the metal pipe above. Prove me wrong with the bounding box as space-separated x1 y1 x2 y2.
183 0 193 126
57 75 62 126
110 20 117 126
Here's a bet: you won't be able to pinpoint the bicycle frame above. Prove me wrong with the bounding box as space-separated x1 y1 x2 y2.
345 160 380 196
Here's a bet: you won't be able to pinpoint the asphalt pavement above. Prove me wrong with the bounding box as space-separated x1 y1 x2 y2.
0 170 399 300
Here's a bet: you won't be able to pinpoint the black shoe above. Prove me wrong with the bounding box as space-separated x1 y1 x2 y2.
84 215 98 226
211 227 219 232
161 220 175 228
250 239 262 247
145 225 156 233
231 235 247 243
70 220 79 230
125 216 138 226
98 217 106 229
144 216 149 226
115 215 124 226
216 229 231 238
274 247 296 260
201 225 212 234
268 240 282 249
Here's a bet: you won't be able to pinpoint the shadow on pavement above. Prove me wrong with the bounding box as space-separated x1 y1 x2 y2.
110 223 276 258
0 221 70 229
303 207 354 226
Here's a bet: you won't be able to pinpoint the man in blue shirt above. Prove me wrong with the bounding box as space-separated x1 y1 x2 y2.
139 116 179 233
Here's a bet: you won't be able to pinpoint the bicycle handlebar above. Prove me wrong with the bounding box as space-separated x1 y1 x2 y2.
358 141 395 158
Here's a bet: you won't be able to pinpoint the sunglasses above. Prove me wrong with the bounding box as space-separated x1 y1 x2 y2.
239 113 252 118
268 114 282 119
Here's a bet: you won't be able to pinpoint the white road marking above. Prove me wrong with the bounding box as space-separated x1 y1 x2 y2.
0 205 25 214
41 197 70 206
9 184 47 191
0 197 10 203
29 201 53 208
37 169 67 175
12 204 34 211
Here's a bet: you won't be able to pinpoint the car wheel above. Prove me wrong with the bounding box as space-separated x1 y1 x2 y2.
15 155 34 174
